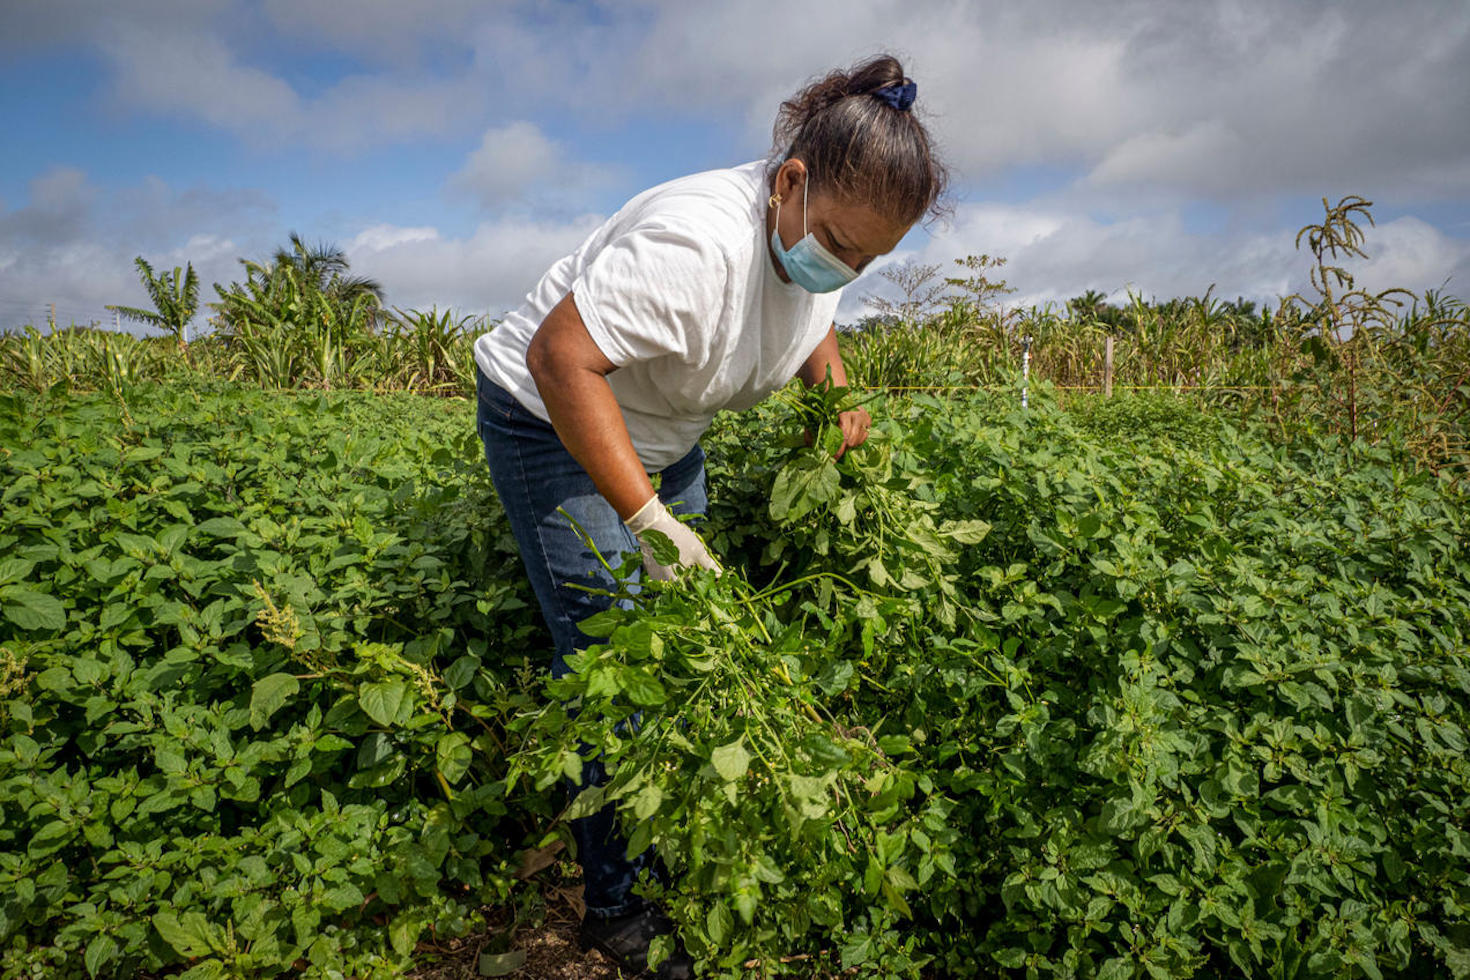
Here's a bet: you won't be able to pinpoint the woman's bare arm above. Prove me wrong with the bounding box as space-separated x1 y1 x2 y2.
526 293 655 520
796 324 850 387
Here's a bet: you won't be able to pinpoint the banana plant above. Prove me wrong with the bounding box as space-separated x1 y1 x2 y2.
107 256 200 352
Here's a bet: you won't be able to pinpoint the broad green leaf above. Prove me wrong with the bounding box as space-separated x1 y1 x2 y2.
389 915 423 957
621 668 666 707
840 931 875 968
710 738 750 782
84 934 118 979
321 883 365 913
359 679 407 727
994 948 1028 969
71 658 106 685
436 731 472 784
156 746 188 774
0 558 36 585
12 733 39 765
443 654 479 690
647 934 673 972
566 785 606 820
631 782 664 820
195 516 246 538
769 455 840 522
153 910 217 958
942 518 992 544
815 659 853 696
123 445 165 463
249 672 300 731
28 819 72 858
642 528 681 568
190 784 217 812
706 903 732 945
284 756 312 787
733 888 757 925
2 588 66 631
100 603 132 631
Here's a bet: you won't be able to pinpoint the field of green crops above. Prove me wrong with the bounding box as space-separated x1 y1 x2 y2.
2 371 1468 979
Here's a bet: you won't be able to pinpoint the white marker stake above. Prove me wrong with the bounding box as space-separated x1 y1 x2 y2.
1021 335 1032 410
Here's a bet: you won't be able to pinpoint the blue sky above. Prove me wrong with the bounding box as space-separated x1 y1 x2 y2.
2 0 1468 335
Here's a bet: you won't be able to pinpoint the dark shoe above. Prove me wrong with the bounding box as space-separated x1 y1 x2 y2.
578 906 694 978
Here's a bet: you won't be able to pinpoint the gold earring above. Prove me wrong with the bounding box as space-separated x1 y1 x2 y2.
769 193 782 208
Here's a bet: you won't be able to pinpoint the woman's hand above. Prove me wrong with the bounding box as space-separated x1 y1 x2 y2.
625 496 721 580
801 406 872 460
835 406 872 460
797 324 871 459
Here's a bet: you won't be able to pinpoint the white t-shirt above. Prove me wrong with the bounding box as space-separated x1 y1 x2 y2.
474 160 842 471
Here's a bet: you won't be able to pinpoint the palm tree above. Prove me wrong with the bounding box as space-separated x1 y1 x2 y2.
107 257 200 352
210 234 386 389
213 234 387 339
273 232 384 308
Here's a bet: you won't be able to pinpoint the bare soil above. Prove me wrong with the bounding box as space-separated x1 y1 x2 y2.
406 881 628 980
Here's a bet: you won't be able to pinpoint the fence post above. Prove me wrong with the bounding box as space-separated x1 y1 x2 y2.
1104 336 1114 398
1021 335 1032 409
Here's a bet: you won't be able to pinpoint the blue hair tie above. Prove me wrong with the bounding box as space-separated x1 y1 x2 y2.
874 81 917 112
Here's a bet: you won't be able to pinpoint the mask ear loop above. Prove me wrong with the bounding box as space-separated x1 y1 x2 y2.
801 172 810 237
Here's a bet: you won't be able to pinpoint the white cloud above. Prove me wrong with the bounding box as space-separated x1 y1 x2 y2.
0 0 231 52
843 199 1470 323
258 0 484 65
346 215 603 314
350 225 439 253
861 201 1298 316
447 122 594 209
15 0 1470 201
95 23 483 151
1354 217 1470 298
1087 122 1241 190
302 73 485 151
7 0 1469 331
0 170 279 333
0 167 95 247
102 24 301 135
459 0 1470 203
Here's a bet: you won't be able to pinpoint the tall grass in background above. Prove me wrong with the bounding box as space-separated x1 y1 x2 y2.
0 312 486 399
0 232 490 399
2 197 1466 476
840 197 1469 480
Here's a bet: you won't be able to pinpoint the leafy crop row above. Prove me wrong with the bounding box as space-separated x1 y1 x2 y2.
3 378 1469 978
0 380 540 979
519 384 1470 977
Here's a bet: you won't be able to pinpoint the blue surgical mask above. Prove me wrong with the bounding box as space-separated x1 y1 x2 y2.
769 177 858 294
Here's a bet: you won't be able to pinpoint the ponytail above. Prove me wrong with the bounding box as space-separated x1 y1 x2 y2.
770 54 948 227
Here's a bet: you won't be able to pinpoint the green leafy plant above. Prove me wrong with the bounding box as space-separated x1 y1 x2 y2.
107 256 201 354
0 384 541 979
509 381 1470 978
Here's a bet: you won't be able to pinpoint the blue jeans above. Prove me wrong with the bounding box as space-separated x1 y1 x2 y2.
474 369 707 917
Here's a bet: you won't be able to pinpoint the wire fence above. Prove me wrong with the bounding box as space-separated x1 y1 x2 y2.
0 302 233 340
0 303 132 336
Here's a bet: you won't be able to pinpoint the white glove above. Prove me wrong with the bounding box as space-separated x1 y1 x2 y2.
623 495 721 581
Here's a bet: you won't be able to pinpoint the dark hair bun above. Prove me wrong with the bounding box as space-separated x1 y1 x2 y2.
772 55 947 226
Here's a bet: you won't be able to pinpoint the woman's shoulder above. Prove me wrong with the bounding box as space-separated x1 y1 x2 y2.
613 161 767 251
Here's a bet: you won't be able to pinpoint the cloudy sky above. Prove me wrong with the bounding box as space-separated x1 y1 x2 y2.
2 0 1468 334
